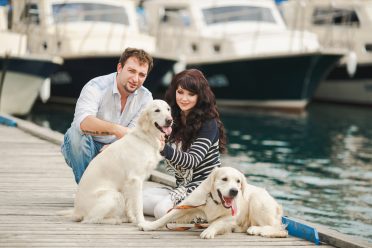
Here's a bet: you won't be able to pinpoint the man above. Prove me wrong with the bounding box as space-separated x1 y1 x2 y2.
61 48 153 184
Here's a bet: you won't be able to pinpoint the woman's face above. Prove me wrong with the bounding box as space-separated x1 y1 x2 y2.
176 86 198 115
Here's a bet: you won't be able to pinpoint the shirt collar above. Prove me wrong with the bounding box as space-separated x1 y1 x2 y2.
113 73 120 95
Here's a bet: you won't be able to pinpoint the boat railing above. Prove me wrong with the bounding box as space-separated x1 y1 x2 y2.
10 1 147 55
154 6 317 58
283 2 360 53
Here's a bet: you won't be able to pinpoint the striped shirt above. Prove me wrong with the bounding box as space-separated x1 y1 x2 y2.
162 119 221 204
72 72 153 144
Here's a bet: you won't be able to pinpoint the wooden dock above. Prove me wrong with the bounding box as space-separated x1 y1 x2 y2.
0 114 370 248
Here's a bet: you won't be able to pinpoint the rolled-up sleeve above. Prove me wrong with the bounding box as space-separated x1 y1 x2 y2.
73 82 101 131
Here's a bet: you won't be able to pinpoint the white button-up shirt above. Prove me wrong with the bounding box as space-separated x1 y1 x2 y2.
72 72 153 144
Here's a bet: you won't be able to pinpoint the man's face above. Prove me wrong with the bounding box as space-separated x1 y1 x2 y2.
116 57 149 94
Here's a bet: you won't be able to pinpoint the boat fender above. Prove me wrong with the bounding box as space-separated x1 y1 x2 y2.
39 78 51 103
282 216 320 245
173 56 186 74
0 115 17 127
346 51 357 78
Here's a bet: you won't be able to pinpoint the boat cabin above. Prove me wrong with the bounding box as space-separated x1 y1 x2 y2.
143 0 320 61
10 0 155 57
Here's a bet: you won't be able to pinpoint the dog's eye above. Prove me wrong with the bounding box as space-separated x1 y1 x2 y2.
222 177 228 181
237 179 240 183
154 109 160 112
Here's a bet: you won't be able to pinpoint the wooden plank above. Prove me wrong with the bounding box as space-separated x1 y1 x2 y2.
0 118 361 248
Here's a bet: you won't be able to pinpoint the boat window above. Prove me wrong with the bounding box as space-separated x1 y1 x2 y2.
312 7 360 27
52 3 129 25
20 3 40 25
160 8 191 27
202 6 275 25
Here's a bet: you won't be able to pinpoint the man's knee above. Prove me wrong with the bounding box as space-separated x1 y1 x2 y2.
62 127 96 160
61 127 98 183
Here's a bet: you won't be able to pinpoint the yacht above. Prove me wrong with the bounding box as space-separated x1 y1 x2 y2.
10 0 176 104
0 4 62 115
143 0 344 111
281 0 372 106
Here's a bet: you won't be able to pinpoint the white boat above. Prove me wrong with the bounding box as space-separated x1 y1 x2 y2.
0 5 62 115
143 0 344 111
9 0 176 104
280 0 372 106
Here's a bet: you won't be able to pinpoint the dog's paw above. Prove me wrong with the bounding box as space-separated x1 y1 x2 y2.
247 226 260 236
135 217 146 225
200 229 216 239
138 221 156 231
121 217 130 223
127 215 137 223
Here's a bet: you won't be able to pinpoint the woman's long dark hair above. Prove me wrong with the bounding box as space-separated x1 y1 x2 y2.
164 69 227 153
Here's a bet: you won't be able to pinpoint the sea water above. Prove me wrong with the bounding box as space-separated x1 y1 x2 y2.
25 102 372 242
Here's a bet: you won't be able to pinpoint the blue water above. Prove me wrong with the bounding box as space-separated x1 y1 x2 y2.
25 102 372 242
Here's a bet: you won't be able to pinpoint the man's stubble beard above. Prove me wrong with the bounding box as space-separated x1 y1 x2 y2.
123 82 136 94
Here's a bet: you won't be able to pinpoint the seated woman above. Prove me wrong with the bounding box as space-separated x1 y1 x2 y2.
143 68 227 219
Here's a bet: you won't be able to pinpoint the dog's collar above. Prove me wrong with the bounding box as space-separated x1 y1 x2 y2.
208 192 220 205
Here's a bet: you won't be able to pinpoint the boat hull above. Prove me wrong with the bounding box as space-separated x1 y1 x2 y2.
0 57 60 115
187 53 343 111
314 63 372 106
50 56 176 104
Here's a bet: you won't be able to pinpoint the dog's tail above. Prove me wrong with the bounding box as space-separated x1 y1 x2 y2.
56 208 83 222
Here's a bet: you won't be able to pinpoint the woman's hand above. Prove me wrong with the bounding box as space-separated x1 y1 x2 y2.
160 133 166 151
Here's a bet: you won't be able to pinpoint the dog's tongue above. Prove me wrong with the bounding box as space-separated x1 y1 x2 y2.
223 197 237 216
162 126 172 135
231 199 237 216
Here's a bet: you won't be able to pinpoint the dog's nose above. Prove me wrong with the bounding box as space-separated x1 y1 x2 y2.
229 188 238 197
165 118 173 126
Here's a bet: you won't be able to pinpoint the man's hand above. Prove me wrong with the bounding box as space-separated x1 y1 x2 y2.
113 125 129 139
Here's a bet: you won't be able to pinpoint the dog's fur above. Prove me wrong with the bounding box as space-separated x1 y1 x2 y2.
62 100 172 225
139 167 287 239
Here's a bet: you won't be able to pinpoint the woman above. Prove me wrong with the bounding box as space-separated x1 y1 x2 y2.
143 69 227 219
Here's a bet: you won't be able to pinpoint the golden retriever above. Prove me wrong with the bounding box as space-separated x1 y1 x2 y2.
62 100 172 225
139 167 288 239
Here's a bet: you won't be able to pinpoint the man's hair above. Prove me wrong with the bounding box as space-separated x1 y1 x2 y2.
118 47 153 73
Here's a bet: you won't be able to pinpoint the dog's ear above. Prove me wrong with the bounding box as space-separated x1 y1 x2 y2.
201 167 218 192
240 172 248 195
137 107 152 133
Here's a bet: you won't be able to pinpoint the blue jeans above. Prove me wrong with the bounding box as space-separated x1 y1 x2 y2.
61 127 104 184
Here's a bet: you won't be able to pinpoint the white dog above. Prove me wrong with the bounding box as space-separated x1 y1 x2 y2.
139 167 287 239
63 99 172 225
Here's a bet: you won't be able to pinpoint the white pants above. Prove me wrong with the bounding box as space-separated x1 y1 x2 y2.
143 186 174 219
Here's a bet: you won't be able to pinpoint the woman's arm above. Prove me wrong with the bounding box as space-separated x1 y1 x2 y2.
162 119 218 169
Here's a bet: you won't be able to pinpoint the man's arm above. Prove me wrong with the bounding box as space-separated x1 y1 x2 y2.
80 115 129 139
